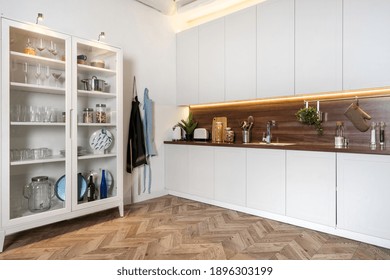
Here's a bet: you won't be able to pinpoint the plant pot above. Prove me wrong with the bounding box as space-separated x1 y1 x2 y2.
185 133 193 141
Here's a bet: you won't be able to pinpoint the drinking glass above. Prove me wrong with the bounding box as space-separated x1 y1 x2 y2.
48 41 58 58
52 72 62 87
23 62 29 84
35 64 41 85
45 66 51 86
36 38 45 55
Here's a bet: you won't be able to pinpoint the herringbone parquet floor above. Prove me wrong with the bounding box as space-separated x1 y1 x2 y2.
1 195 390 260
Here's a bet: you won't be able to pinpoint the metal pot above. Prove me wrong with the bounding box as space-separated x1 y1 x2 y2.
81 76 108 92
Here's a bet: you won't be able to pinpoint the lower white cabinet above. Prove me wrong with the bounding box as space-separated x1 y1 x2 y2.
286 150 336 227
247 148 286 215
337 153 390 240
164 144 189 193
188 146 214 199
214 147 246 206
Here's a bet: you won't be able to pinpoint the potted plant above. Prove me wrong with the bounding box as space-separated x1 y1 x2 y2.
295 106 323 135
177 112 198 141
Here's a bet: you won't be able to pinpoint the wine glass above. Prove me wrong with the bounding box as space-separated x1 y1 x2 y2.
52 72 62 87
35 64 42 85
23 62 29 84
45 66 51 86
48 41 58 59
36 38 45 56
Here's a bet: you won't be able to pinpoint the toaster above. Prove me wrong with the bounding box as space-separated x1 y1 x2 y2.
193 128 209 140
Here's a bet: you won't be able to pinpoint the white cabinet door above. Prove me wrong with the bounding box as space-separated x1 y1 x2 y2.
257 0 294 98
295 0 342 94
188 146 214 199
199 18 225 104
165 144 189 193
176 28 198 105
286 151 336 227
225 6 257 101
247 149 286 215
343 0 390 90
337 153 390 240
214 147 246 206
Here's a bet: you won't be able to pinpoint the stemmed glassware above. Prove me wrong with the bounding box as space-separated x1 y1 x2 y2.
23 62 29 84
52 72 62 87
48 41 58 58
35 64 42 85
36 38 45 55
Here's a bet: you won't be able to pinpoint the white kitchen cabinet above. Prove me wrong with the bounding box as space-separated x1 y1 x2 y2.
286 150 336 227
337 153 390 240
176 27 198 105
164 144 189 193
225 6 257 101
188 146 214 200
198 18 225 104
295 0 342 95
1 18 123 252
247 148 286 215
214 147 246 206
257 0 294 98
343 0 390 90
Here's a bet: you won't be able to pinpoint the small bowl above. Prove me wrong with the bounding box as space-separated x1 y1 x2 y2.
91 60 105 68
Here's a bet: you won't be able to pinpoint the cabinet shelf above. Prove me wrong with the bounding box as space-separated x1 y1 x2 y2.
78 153 117 160
11 51 66 70
77 64 116 76
11 155 66 166
11 82 65 95
77 89 116 98
11 121 65 126
78 123 116 127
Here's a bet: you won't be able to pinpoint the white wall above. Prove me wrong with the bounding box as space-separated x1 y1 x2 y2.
0 0 186 204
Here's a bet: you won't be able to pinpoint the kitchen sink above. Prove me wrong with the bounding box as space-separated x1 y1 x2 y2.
246 142 297 146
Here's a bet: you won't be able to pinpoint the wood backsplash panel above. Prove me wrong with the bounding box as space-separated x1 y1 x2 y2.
190 97 390 147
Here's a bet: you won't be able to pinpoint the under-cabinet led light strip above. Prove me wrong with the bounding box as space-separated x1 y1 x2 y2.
189 87 390 109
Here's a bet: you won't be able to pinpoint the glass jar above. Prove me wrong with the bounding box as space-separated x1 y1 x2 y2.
224 127 235 143
95 104 107 123
214 121 223 143
23 176 54 212
83 108 94 123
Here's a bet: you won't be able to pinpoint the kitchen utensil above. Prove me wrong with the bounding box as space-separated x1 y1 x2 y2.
172 126 182 141
89 128 113 152
91 59 105 68
248 116 254 130
81 76 108 92
212 117 227 142
193 128 209 140
54 173 87 201
23 176 54 212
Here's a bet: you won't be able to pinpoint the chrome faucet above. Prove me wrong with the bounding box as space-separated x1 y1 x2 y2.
262 120 276 144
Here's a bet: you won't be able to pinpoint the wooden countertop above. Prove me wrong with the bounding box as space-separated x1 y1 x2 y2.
164 140 390 155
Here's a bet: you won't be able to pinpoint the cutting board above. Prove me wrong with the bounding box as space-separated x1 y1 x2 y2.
212 117 227 142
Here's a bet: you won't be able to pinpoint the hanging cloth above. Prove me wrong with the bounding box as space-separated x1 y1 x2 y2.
143 88 157 193
126 76 147 174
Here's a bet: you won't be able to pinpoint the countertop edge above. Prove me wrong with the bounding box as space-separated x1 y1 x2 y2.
164 140 390 156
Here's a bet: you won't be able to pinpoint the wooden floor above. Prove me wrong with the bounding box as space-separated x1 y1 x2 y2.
1 195 390 260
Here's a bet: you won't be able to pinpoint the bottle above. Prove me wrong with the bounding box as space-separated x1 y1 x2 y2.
87 175 96 202
379 121 386 149
214 122 223 143
370 122 377 150
100 169 107 199
334 121 344 148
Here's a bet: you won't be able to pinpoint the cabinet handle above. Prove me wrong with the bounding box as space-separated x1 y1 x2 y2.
69 109 73 139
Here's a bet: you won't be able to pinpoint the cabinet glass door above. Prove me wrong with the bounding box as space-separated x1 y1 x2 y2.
71 37 123 211
1 19 72 226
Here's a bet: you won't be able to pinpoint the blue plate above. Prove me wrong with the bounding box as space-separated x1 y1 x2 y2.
55 173 87 201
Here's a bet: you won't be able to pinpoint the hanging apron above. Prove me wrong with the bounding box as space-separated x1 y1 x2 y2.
126 76 147 174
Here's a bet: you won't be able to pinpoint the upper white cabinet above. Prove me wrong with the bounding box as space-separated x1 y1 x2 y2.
295 0 342 94
337 153 390 240
176 27 198 105
225 6 257 102
247 149 286 215
343 0 390 90
286 151 336 227
257 0 294 98
214 147 246 206
198 18 225 104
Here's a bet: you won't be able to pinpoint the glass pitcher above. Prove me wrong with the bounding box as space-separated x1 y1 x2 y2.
23 176 54 212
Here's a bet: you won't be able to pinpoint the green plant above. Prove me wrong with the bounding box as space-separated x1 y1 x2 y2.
177 112 198 139
295 106 323 135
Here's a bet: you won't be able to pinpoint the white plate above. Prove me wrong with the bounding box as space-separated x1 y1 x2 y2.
89 129 113 151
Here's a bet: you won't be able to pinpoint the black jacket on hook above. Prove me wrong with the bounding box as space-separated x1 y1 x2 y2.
126 78 147 173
